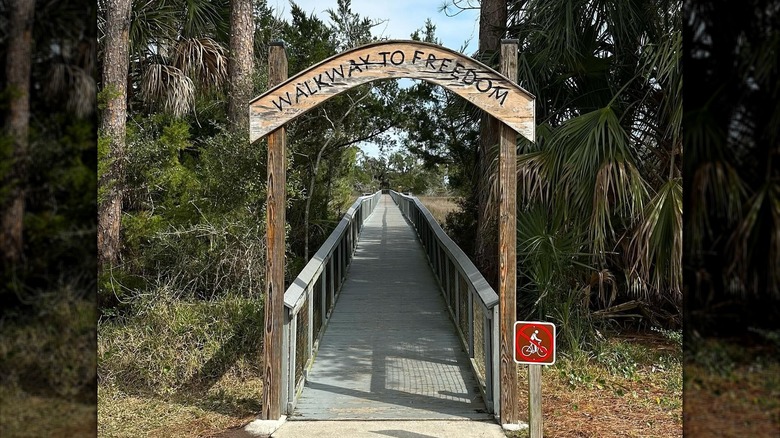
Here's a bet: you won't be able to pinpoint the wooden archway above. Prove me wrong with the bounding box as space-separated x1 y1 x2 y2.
252 40 534 426
250 40 534 143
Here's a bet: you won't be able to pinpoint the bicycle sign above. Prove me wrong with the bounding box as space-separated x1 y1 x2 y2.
514 321 556 365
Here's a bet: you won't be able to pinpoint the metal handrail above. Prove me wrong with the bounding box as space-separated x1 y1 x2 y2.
281 190 382 414
389 190 500 414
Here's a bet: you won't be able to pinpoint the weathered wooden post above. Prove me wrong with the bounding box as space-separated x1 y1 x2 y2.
498 39 519 426
261 41 287 420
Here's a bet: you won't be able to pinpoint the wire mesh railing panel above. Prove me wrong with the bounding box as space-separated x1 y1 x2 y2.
295 299 309 385
458 274 469 341
313 276 323 341
473 298 487 384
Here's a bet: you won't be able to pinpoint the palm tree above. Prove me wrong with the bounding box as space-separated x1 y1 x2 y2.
125 0 230 117
684 0 780 330
474 0 507 288
507 0 682 323
1 0 34 265
98 0 132 267
227 0 254 130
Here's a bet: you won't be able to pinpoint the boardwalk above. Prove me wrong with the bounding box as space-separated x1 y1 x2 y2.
292 196 490 420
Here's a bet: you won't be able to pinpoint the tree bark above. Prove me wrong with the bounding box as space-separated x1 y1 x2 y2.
475 0 507 288
98 0 132 268
1 0 34 265
227 0 254 131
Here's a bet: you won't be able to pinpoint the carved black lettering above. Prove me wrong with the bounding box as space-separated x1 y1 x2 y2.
325 65 345 82
476 78 492 93
378 51 391 66
438 58 452 73
295 85 308 102
314 74 328 89
348 60 363 76
450 62 465 80
425 54 437 70
272 92 292 111
390 50 405 65
462 68 477 85
412 50 424 64
304 80 318 95
489 86 509 105
358 54 371 67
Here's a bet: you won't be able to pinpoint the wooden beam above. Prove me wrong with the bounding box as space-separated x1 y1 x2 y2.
498 39 519 425
249 40 535 143
529 364 543 437
261 41 287 420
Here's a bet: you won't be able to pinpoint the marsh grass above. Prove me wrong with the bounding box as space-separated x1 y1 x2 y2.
417 196 460 225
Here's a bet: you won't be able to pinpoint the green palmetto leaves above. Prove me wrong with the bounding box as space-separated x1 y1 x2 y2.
547 105 648 262
726 183 780 299
118 0 229 117
629 178 682 305
510 0 682 318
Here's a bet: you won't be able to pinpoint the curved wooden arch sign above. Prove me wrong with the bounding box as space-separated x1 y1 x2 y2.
249 40 535 143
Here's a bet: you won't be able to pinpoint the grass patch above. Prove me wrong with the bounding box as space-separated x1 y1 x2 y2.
98 294 264 437
0 290 97 437
0 386 96 438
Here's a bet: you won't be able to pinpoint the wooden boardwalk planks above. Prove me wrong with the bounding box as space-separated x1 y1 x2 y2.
292 196 491 420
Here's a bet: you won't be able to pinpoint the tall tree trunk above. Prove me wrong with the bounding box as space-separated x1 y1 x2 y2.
475 0 507 288
98 0 131 268
227 0 254 131
1 0 34 265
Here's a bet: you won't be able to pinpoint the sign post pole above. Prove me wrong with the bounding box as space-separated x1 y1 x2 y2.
498 39 519 426
529 364 542 437
261 41 287 420
515 321 556 438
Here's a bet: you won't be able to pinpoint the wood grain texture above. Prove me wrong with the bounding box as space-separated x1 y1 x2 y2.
529 364 543 437
498 40 520 425
249 40 535 143
261 43 287 421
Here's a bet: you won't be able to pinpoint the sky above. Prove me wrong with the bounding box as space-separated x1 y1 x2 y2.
267 0 481 157
268 0 480 54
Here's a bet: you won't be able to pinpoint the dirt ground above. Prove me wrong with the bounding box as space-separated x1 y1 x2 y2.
683 337 779 437
513 331 682 438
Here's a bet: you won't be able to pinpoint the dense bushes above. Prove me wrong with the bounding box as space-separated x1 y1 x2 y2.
100 118 269 312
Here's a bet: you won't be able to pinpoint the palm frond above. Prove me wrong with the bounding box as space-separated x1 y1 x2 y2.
140 64 195 117
726 182 780 298
45 63 97 118
628 178 682 304
589 158 647 261
172 37 228 90
689 161 745 251
549 105 648 261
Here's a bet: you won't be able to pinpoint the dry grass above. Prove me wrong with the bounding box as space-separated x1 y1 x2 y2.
98 371 261 438
0 387 96 438
0 293 96 437
97 295 264 437
417 196 461 225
